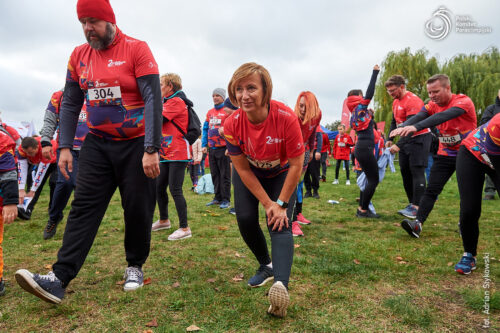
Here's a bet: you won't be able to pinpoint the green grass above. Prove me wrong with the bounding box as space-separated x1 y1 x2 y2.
1 162 499 332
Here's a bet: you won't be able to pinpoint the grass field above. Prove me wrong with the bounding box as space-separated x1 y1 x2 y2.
0 161 498 332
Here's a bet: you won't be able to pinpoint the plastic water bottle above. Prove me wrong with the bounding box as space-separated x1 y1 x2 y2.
327 200 339 205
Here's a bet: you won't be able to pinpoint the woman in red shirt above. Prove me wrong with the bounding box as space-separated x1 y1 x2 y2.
224 62 304 318
152 73 193 241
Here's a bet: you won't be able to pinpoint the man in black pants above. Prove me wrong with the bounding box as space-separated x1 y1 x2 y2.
385 75 431 219
480 90 500 200
15 0 162 304
303 129 322 199
391 74 477 238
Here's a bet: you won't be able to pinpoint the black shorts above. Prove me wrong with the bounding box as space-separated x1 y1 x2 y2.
401 133 432 167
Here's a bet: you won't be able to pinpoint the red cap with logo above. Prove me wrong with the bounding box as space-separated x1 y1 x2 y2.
77 0 116 24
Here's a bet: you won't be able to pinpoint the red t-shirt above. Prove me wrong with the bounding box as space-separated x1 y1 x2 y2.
462 113 500 167
424 94 476 157
17 137 57 164
224 100 305 178
160 96 190 161
392 91 429 137
205 107 229 148
320 132 330 153
66 28 159 140
0 125 19 172
299 111 322 150
333 133 353 160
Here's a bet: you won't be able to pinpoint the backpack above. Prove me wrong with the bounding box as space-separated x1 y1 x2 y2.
171 105 202 145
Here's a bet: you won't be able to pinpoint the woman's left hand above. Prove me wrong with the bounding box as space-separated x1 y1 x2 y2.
266 202 289 232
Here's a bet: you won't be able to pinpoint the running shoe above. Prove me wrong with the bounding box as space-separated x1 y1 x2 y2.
219 201 230 209
229 207 236 215
168 228 192 241
356 209 380 219
123 266 144 291
483 194 495 200
346 180 350 185
454 253 477 275
304 191 312 198
43 214 64 240
205 200 220 207
321 175 326 182
296 213 311 225
15 270 65 304
0 279 5 296
397 204 412 216
332 179 339 185
267 281 290 318
401 205 417 219
152 219 171 231
292 222 304 237
17 207 32 220
247 265 274 287
401 219 422 238
313 191 320 199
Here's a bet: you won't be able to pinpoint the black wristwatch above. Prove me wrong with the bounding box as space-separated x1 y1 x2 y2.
144 146 158 154
276 199 288 209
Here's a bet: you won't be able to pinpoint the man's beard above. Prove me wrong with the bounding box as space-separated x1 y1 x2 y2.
86 23 115 50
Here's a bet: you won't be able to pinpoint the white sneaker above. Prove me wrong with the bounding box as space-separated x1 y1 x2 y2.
123 266 144 291
152 219 171 231
168 228 192 241
267 281 290 318
332 179 339 185
346 180 351 185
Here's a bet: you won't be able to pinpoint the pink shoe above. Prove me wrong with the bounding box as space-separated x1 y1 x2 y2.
292 222 304 237
296 213 311 225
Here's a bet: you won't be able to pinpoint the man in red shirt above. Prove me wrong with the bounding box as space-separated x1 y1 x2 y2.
332 124 353 185
385 75 432 219
391 74 476 238
16 0 162 304
202 88 231 209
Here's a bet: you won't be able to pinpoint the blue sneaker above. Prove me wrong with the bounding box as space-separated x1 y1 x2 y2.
248 265 274 287
455 253 477 275
401 205 417 219
15 269 65 304
206 200 220 207
397 204 412 217
229 207 236 215
219 201 230 209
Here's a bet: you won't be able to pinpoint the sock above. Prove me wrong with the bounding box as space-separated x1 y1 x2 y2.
266 263 273 269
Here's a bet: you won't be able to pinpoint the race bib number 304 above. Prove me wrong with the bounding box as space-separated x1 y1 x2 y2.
87 78 123 107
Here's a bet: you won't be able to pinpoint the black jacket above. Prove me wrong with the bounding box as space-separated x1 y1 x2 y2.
480 96 500 125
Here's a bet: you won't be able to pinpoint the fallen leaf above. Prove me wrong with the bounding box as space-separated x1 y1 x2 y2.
395 256 404 261
214 287 220 292
186 325 200 331
103 231 108 234
202 214 207 217
392 223 400 227
33 244 41 248
218 226 228 231
232 273 244 282
207 278 216 283
210 213 221 217
205 210 213 213
399 261 407 264
447 262 453 266
353 259 361 265
145 318 158 327
95 271 100 274
234 252 246 258
322 241 326 244
143 330 153 333
44 264 52 270
116 280 125 285
294 244 301 248
144 277 152 285
172 281 181 288
112 228 119 232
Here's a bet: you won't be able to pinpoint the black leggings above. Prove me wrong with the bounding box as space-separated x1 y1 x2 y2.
232 168 295 288
335 159 350 180
456 146 500 256
157 161 188 228
399 152 426 206
416 155 456 223
354 145 379 210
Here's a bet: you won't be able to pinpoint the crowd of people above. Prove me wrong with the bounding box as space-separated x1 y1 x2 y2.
0 0 498 319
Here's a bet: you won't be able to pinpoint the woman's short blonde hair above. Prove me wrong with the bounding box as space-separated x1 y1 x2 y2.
227 62 273 107
160 73 182 92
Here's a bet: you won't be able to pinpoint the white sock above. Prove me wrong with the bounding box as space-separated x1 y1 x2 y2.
266 263 273 269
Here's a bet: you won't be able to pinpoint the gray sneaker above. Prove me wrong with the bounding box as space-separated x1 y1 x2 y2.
248 265 274 287
123 266 144 291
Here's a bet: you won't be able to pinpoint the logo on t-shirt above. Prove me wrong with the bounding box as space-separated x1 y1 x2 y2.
266 136 283 144
108 59 126 67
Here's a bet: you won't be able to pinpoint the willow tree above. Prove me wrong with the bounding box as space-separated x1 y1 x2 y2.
373 48 439 130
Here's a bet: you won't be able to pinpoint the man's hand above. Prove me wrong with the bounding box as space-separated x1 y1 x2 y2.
18 189 26 205
398 126 417 137
315 152 321 161
218 127 224 136
202 147 208 154
265 201 289 232
389 144 400 154
143 152 160 179
385 140 393 148
58 148 73 180
3 204 18 224
26 190 35 198
42 146 54 160
374 64 380 71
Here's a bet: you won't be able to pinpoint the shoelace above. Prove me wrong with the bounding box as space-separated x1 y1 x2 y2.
45 222 56 232
126 267 141 281
39 272 58 283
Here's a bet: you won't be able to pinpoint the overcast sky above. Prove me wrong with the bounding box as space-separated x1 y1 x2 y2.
0 0 498 131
